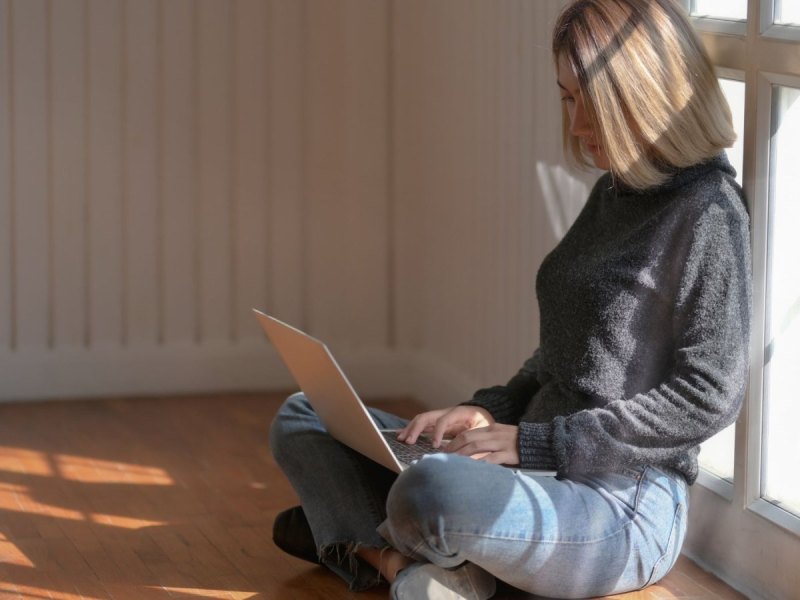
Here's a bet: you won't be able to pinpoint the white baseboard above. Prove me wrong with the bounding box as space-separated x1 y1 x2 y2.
0 342 294 401
0 343 478 406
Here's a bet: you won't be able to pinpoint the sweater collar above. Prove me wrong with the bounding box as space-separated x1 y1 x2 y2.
609 153 735 197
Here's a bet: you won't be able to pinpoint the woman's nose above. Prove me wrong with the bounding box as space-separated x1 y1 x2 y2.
570 97 592 137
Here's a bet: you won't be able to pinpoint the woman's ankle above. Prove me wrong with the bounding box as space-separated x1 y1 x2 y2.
356 546 414 583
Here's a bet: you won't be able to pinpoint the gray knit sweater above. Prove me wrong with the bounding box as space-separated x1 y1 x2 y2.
465 154 751 484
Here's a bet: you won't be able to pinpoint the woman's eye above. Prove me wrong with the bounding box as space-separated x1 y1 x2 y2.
561 96 575 104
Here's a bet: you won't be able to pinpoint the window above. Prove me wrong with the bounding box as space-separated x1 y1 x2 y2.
690 0 748 21
775 1 800 25
762 85 800 516
697 75 745 487
681 0 800 522
678 1 800 596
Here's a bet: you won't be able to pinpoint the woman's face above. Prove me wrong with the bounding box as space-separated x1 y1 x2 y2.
556 53 611 171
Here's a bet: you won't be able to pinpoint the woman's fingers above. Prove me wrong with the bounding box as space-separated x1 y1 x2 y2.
445 424 520 465
397 409 445 444
399 406 494 447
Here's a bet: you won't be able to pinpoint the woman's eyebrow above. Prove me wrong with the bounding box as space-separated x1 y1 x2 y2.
557 80 568 91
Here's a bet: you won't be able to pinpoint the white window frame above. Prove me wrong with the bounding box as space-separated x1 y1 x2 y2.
687 0 747 35
761 1 800 41
695 67 744 504
749 69 800 537
678 1 800 597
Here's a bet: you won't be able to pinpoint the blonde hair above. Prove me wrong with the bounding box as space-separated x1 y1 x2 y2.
552 0 736 190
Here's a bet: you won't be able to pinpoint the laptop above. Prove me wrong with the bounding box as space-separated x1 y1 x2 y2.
255 309 556 476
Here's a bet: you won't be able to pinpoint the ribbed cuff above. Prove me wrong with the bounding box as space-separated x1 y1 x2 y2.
461 385 520 425
518 421 558 471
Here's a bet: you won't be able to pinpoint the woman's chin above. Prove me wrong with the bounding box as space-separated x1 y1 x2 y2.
592 156 611 170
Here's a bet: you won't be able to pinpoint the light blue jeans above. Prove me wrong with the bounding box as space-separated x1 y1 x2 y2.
269 393 689 598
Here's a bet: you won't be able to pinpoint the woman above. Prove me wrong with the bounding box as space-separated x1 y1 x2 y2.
269 0 751 598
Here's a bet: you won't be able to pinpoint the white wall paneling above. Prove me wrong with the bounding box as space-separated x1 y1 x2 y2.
0 0 596 406
0 0 396 400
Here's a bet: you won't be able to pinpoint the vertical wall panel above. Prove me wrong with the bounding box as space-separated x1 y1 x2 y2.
161 0 197 344
87 0 124 346
197 0 233 343
124 0 160 345
51 0 88 349
12 0 49 350
268 0 305 328
304 1 346 340
0 0 11 350
305 0 389 347
517 0 537 366
233 0 269 341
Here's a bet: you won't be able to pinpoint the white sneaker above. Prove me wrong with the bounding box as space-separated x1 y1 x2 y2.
390 562 496 600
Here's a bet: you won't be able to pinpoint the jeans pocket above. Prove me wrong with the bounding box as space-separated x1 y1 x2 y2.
616 466 648 514
643 501 686 588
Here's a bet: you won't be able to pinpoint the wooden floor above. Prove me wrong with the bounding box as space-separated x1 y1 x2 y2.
0 393 746 600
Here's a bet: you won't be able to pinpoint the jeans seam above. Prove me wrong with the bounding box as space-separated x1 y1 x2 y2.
642 501 685 588
352 448 395 538
631 465 650 514
446 519 635 546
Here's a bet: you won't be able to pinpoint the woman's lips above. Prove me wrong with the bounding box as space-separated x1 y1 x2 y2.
585 141 601 153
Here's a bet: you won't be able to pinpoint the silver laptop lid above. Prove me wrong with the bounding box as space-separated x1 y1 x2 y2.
254 310 405 473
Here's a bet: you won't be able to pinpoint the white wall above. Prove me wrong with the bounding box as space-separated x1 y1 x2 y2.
0 0 395 400
0 0 593 403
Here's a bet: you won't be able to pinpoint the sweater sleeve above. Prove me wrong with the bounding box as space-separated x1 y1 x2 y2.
461 350 542 425
522 197 751 478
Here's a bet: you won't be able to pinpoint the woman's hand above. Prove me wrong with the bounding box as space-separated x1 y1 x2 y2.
445 424 520 465
397 405 495 448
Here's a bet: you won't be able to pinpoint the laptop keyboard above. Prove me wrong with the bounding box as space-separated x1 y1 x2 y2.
381 430 445 464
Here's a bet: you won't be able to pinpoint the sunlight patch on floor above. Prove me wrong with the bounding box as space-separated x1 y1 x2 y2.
55 455 174 485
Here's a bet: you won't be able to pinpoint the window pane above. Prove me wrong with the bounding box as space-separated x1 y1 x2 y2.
763 85 800 516
775 0 800 25
719 78 745 185
700 424 736 482
697 77 746 483
691 0 747 21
